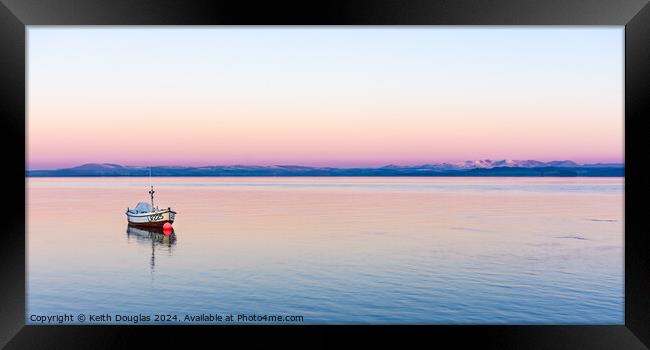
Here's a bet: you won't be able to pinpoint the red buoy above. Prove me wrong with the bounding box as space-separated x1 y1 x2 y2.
163 222 173 235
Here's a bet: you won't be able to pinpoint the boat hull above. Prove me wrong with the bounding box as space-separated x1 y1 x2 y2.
126 208 176 228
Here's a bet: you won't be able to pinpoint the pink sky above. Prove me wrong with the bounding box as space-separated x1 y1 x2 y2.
27 28 624 170
27 95 623 169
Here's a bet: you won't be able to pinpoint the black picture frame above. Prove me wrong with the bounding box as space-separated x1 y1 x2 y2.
1 0 648 348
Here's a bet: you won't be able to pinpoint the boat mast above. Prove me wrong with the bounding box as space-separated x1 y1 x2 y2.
148 167 155 210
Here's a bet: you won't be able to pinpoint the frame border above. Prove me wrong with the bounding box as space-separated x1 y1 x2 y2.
1 0 648 348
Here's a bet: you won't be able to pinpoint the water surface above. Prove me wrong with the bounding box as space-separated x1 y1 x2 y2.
27 177 624 324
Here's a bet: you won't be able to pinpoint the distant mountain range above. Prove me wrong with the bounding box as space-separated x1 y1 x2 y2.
27 160 624 177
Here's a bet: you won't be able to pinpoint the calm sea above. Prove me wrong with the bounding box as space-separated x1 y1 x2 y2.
27 177 624 324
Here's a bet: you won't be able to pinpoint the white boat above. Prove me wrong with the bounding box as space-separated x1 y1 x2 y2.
126 169 177 228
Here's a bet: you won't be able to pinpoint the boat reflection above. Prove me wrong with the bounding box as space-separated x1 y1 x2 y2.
126 224 177 272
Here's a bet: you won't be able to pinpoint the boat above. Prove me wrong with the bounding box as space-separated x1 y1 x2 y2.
126 168 177 228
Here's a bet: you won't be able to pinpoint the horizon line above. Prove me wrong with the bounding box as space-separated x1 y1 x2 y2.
27 159 626 171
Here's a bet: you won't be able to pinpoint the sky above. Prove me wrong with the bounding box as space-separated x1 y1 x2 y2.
27 27 623 170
